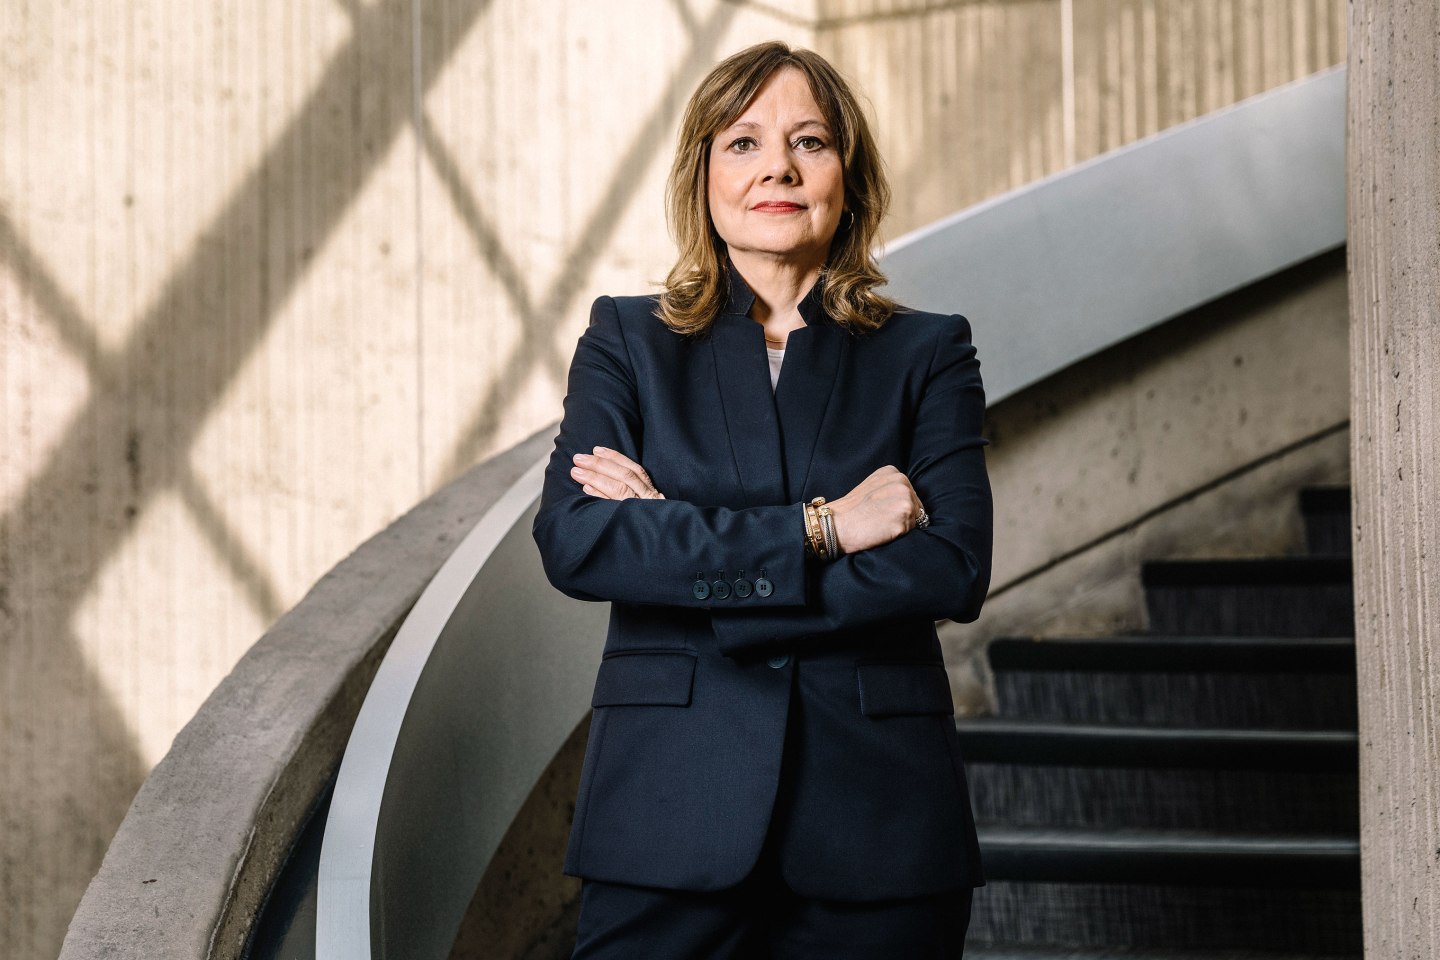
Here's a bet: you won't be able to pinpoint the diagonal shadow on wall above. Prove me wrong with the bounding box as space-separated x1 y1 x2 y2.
3 0 798 952
426 0 744 481
3 0 775 951
1 0 497 952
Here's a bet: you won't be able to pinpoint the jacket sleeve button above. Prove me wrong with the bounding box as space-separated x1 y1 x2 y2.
733 578 753 598
711 579 732 600
692 580 711 600
754 577 773 597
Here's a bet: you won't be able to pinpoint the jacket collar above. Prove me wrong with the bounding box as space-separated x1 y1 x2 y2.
718 254 831 327
709 254 848 505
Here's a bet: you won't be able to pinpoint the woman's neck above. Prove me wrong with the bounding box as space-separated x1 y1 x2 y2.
728 249 821 338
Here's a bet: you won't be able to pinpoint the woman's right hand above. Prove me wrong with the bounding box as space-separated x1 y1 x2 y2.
824 465 926 555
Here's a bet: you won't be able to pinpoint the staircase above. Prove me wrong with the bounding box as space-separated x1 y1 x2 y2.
960 485 1360 958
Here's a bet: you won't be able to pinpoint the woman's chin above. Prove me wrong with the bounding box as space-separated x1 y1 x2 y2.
726 236 835 265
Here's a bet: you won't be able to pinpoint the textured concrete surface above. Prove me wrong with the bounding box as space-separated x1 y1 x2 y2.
2 1 1348 953
1 2 802 953
1347 0 1440 951
820 0 1348 236
938 251 1350 715
449 714 590 960
58 428 553 960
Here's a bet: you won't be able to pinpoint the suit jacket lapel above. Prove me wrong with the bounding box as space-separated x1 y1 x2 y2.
709 259 848 506
711 314 786 505
774 312 846 503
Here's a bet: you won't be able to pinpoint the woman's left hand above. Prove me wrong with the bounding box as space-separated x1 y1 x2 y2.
571 446 667 500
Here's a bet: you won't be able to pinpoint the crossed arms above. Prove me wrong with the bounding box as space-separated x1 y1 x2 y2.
531 295 993 659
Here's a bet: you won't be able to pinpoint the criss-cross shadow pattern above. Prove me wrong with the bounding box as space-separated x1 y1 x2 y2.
422 1 741 478
0 0 752 953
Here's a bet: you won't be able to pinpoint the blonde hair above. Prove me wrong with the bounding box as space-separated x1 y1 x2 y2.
659 41 896 336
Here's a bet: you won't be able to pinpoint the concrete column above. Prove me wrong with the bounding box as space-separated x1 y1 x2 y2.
1347 0 1440 952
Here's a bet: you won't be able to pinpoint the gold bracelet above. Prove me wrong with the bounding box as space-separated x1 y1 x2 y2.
808 498 826 557
803 501 819 558
803 501 825 558
807 497 834 560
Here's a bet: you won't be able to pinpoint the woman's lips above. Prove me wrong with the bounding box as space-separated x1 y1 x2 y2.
752 202 805 212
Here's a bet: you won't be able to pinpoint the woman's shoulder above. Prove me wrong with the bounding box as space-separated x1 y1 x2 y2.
883 302 973 332
872 303 977 352
590 293 662 318
601 293 664 315
587 293 668 336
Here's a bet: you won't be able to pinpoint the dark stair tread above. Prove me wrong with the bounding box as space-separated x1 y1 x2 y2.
967 949 1358 960
955 719 1357 771
977 827 1359 888
1299 483 1353 558
1299 486 1351 514
1142 556 1351 586
988 636 1356 673
979 827 1358 854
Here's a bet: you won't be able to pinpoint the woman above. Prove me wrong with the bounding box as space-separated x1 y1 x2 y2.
532 40 992 959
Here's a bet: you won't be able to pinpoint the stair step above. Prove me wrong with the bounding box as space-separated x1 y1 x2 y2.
966 948 1359 960
988 636 1355 674
955 720 1357 771
969 762 1357 834
1299 485 1352 557
1142 558 1353 637
988 638 1357 729
968 490 1363 955
977 827 1358 888
967 880 1361 953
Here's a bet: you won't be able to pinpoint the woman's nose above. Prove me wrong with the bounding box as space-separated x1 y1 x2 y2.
760 146 798 184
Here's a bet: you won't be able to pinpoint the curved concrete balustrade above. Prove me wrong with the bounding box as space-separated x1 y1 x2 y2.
881 65 1344 404
58 427 561 960
315 441 605 959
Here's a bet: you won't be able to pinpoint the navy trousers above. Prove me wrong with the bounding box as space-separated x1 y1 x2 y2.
570 667 976 960
570 862 972 959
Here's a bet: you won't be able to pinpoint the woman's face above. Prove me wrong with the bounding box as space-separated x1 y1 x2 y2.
707 67 846 270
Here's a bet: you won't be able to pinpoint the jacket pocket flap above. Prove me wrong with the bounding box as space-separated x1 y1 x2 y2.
856 660 955 717
592 651 697 707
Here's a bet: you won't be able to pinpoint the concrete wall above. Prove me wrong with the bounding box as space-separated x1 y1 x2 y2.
1 1 1343 954
938 251 1350 713
819 0 1347 235
1347 0 1440 951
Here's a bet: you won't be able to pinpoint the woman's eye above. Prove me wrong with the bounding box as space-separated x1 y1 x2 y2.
729 137 758 152
795 135 826 150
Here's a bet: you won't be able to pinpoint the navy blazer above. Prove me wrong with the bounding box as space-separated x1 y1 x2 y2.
532 263 993 900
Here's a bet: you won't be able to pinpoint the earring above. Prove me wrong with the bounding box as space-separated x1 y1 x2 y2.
844 209 857 231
